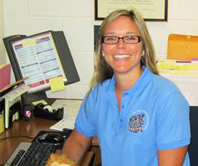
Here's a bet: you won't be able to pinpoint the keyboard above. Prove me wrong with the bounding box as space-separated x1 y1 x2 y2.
4 142 57 166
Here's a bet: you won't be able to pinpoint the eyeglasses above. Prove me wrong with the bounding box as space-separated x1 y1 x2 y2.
102 35 142 44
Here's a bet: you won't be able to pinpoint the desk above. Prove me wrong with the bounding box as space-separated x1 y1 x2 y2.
0 117 94 166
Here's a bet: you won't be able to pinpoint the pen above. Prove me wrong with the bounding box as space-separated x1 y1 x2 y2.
176 60 191 63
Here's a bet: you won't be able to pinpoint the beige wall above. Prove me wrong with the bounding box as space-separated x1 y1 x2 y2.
0 0 3 64
3 0 198 99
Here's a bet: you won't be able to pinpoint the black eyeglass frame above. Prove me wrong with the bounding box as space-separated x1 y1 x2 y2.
102 35 142 44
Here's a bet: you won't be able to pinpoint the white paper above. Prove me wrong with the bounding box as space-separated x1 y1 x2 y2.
50 99 82 130
2 84 30 101
50 118 75 130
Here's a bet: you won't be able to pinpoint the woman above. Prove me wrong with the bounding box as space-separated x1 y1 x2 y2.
62 9 190 166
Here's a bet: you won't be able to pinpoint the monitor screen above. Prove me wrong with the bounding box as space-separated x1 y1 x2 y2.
11 32 67 94
3 30 80 104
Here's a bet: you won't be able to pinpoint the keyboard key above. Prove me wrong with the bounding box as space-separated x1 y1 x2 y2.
4 142 57 166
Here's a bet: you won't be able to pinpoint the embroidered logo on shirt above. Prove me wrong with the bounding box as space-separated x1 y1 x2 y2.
129 110 149 133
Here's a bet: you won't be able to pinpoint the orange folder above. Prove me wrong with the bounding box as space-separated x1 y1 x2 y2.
167 34 198 60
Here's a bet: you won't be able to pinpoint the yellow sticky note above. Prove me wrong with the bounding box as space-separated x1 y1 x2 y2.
32 100 48 105
49 76 65 93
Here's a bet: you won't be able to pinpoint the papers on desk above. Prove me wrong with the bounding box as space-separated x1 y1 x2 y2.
2 84 30 101
50 99 82 130
157 59 198 76
50 118 75 131
157 59 198 106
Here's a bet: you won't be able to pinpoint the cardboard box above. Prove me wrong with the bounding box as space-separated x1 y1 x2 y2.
167 34 198 60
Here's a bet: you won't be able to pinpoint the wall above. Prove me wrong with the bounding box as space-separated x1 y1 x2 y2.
0 0 3 63
2 0 198 99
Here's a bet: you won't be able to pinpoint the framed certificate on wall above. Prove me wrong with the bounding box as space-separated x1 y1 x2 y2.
95 0 168 21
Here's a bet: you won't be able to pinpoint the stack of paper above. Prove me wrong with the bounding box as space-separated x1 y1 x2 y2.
157 59 198 76
157 59 198 106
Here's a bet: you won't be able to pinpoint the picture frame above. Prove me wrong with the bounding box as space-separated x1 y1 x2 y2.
95 0 168 21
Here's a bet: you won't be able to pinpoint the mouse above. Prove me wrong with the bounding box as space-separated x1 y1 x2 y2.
37 133 65 145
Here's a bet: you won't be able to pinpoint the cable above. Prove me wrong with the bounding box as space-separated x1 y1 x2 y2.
0 135 34 141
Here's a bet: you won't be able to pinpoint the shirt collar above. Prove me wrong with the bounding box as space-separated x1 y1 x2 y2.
126 66 152 96
105 66 153 97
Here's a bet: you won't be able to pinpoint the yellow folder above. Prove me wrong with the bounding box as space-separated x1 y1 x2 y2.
167 34 198 60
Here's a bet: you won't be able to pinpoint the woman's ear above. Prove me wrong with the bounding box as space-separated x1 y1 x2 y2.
102 51 105 57
142 50 145 56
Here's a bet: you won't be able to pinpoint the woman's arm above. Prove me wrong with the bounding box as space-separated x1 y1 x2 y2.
157 145 188 166
61 129 92 162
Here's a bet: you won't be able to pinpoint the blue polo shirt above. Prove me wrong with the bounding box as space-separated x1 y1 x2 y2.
75 67 191 166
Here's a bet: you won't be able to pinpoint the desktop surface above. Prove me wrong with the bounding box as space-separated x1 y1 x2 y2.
4 130 72 166
0 117 57 165
0 117 94 166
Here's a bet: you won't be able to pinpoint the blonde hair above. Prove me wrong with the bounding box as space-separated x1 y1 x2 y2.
90 9 158 90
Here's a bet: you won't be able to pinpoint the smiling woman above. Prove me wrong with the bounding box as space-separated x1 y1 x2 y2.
61 9 191 166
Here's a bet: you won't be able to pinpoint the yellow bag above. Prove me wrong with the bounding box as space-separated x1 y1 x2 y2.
167 34 198 60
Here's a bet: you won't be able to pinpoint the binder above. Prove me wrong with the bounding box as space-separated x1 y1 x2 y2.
4 95 21 129
0 64 11 91
0 114 4 133
0 98 5 133
2 84 30 129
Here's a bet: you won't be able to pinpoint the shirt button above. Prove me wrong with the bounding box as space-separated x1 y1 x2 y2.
122 105 125 109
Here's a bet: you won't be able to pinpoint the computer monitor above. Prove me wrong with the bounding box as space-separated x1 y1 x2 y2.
3 30 80 107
